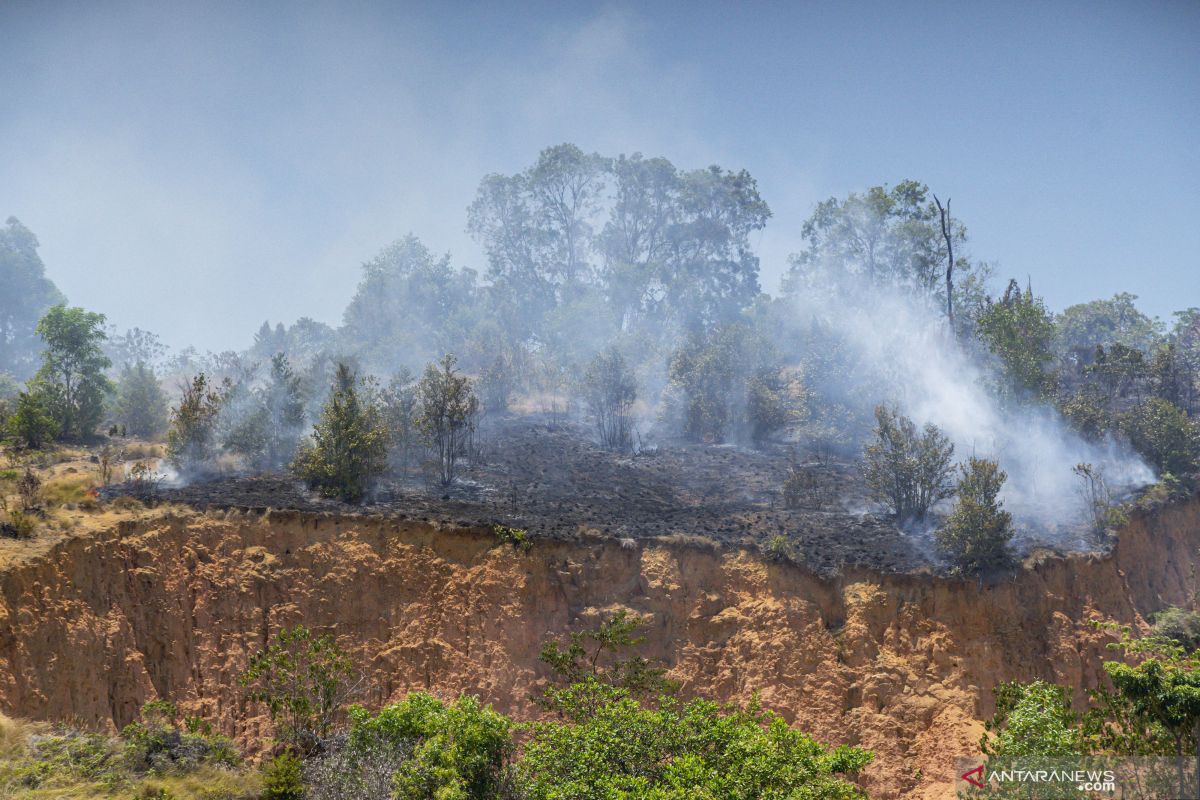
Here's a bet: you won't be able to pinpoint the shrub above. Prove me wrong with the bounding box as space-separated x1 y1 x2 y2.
763 534 797 563
861 405 955 524
493 524 531 553
5 388 58 449
1152 607 1200 652
260 751 304 800
936 457 1014 574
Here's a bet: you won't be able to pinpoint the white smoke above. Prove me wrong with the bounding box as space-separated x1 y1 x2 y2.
790 281 1154 539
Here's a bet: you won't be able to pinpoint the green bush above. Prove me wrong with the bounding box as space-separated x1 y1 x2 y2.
260 751 303 800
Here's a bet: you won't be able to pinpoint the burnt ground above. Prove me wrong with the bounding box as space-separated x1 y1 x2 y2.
147 414 1096 576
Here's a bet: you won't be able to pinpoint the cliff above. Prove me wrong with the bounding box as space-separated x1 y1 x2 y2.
1 498 1197 798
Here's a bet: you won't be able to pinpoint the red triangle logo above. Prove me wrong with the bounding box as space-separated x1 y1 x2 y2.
960 764 985 788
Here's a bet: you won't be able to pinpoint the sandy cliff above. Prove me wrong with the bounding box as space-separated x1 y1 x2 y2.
1 499 1197 798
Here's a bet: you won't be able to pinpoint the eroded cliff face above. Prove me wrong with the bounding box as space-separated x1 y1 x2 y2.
1 500 1198 798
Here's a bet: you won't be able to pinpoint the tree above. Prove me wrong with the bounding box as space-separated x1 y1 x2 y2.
666 323 788 445
166 373 224 474
1103 632 1200 798
581 347 637 452
111 362 168 439
861 405 956 524
1120 397 1199 476
32 305 111 440
976 280 1057 406
5 388 58 449
347 694 513 800
259 353 306 470
240 625 357 755
516 682 872 799
416 355 478 486
936 457 1014 574
293 363 388 502
982 680 1083 760
538 611 677 709
1056 293 1162 363
0 218 66 379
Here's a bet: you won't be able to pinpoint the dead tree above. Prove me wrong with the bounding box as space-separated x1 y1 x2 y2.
934 194 955 338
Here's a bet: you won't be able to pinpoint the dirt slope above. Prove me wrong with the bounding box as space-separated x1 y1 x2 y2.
0 498 1197 798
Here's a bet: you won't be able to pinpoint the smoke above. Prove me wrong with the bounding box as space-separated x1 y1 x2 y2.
788 278 1154 542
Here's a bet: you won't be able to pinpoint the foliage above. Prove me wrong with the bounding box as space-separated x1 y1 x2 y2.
259 751 304 800
861 405 955 524
112 362 168 439
416 354 478 486
538 611 678 707
239 625 357 755
0 217 66 379
935 457 1014 574
517 681 872 799
1056 292 1162 360
1152 607 1200 653
166 374 224 475
1119 396 1199 475
666 323 789 445
32 305 112 440
293 363 388 502
976 279 1057 406
582 346 637 452
348 694 513 800
379 368 419 474
493 524 531 553
5 388 59 449
763 534 797 563
982 680 1083 761
120 701 239 775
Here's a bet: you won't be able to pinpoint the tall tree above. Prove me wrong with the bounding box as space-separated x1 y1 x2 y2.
32 305 111 440
976 280 1058 407
0 218 66 379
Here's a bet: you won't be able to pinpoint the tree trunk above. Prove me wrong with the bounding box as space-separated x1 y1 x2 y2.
934 194 955 339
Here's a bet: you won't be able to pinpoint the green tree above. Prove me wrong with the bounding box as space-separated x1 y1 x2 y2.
1103 632 1200 798
166 373 224 474
976 681 1085 799
240 625 357 755
416 354 478 486
861 405 956 524
976 280 1057 406
1056 293 1162 360
538 611 678 709
111 362 168 438
293 363 388 502
32 305 111 440
0 218 66 378
5 388 58 449
343 694 513 800
516 681 872 799
1119 396 1199 475
936 457 1014 574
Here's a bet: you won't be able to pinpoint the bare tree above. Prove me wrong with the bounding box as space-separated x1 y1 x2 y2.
934 194 955 337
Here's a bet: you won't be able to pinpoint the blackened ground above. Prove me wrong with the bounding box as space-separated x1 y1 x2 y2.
149 414 1096 576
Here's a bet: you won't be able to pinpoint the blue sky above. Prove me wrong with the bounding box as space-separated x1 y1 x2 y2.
1 0 1197 351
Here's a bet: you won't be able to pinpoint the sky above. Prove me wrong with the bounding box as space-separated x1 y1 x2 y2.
1 0 1197 353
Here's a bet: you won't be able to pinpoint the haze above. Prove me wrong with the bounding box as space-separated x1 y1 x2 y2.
0 0 1197 352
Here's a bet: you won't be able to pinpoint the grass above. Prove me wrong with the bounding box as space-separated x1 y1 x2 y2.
42 473 96 508
0 713 261 800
